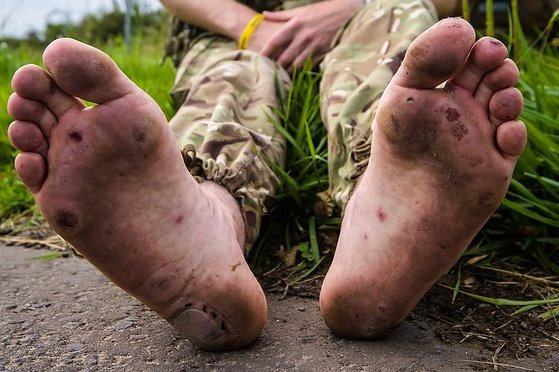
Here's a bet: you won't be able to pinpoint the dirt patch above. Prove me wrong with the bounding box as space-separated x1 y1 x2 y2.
1 244 556 371
1 224 558 369
254 238 559 363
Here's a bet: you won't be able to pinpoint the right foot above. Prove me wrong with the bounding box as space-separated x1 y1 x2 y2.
320 18 526 338
7 39 266 350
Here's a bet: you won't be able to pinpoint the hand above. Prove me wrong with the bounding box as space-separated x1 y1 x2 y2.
259 0 363 71
247 19 287 53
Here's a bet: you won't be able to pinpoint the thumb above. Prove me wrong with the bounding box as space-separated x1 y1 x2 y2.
262 9 295 22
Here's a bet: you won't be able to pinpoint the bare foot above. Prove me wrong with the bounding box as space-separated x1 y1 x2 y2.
7 39 267 350
319 18 527 338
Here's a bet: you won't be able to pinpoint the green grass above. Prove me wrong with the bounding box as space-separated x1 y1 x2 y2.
251 60 329 278
0 43 41 219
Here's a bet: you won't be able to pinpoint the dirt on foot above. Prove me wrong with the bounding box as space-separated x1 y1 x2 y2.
1 244 558 371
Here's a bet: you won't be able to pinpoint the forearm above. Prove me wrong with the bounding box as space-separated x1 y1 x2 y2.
160 0 256 40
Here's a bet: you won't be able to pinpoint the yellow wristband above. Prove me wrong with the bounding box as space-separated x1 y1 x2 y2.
238 14 264 50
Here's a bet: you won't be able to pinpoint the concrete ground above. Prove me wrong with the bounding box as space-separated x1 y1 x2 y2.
1 244 557 371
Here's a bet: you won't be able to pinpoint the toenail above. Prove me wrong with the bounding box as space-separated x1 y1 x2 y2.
489 39 504 48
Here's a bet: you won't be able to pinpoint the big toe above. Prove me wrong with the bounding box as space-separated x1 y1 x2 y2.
43 38 136 104
393 18 475 89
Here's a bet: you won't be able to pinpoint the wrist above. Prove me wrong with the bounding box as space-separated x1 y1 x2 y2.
227 9 259 41
238 14 264 49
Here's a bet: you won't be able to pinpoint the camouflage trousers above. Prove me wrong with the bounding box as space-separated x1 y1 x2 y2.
169 0 437 252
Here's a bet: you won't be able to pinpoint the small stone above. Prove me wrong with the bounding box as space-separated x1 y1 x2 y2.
85 355 98 367
114 316 138 330
115 320 133 330
67 343 84 353
297 307 305 312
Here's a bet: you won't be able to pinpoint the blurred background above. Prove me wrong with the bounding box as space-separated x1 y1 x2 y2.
0 0 162 44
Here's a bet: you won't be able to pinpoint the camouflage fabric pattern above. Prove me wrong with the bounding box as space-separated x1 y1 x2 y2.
320 0 436 208
169 37 291 252
169 0 437 252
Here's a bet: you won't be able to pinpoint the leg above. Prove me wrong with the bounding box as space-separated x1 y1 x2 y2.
320 0 437 214
169 36 290 251
431 0 458 17
320 18 526 338
7 39 270 350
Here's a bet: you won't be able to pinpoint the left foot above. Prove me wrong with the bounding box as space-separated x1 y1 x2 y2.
7 39 267 350
320 18 526 338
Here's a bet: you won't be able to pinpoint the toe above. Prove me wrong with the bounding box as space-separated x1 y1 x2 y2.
474 59 519 108
489 87 523 126
450 37 509 93
496 120 527 158
43 38 137 104
11 64 84 118
14 152 47 194
7 93 58 137
8 121 48 157
393 18 475 89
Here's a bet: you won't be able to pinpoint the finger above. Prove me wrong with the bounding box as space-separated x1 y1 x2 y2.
260 27 294 59
292 48 315 71
277 40 302 70
262 10 295 22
